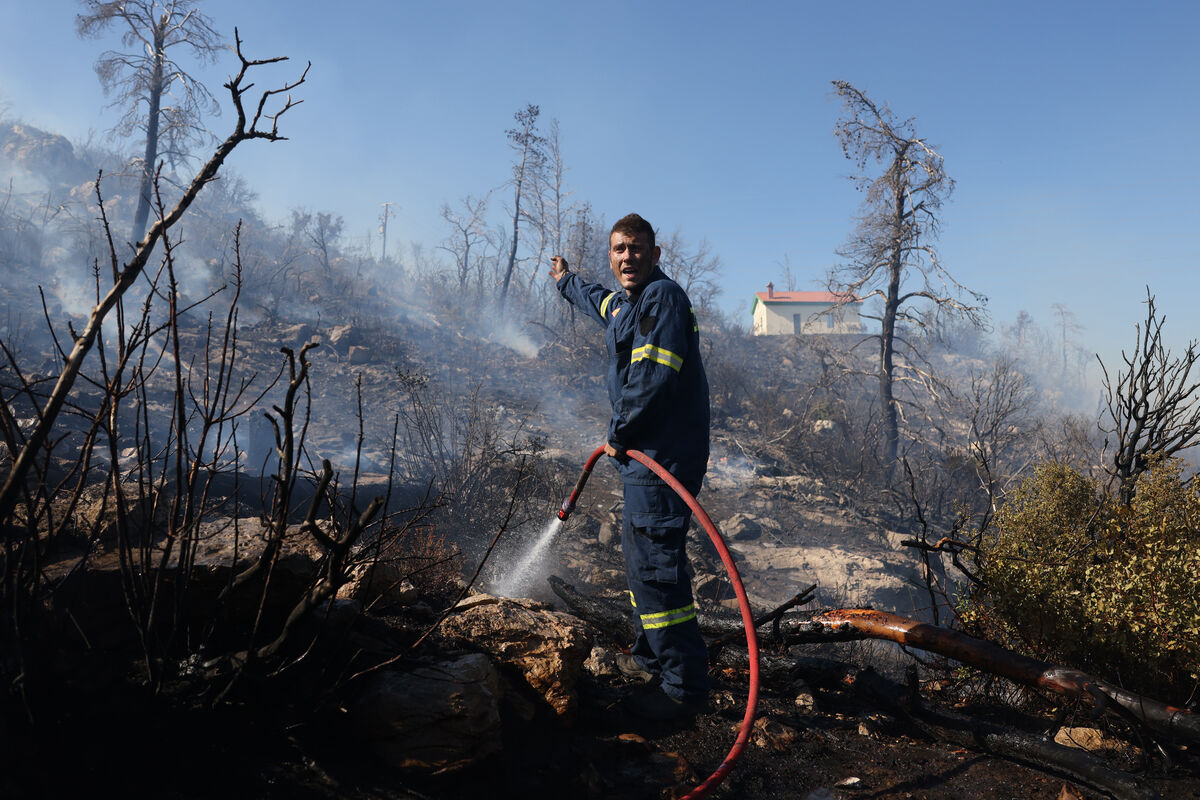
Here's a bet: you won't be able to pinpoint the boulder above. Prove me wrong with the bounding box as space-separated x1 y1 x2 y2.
693 571 733 604
325 323 361 354
597 519 619 547
437 594 591 716
722 512 784 543
40 513 329 652
336 560 419 608
278 323 315 347
350 653 503 771
723 512 763 541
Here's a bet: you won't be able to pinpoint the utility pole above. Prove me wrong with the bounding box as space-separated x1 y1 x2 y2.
379 201 397 263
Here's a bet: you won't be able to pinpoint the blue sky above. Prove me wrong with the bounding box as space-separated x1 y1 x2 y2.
3 1 1199 369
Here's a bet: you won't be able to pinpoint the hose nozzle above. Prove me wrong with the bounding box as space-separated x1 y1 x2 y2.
557 450 602 524
557 497 575 522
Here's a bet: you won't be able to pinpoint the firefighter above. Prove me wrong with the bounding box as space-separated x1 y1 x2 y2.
548 213 710 720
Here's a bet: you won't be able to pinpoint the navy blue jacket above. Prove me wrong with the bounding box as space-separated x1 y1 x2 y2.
557 267 709 486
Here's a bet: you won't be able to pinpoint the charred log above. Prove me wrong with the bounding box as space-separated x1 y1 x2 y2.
548 575 636 644
846 665 1159 800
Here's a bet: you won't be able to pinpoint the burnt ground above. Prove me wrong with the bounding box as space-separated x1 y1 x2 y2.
6 633 1196 800
271 462 1198 800
4 305 1197 799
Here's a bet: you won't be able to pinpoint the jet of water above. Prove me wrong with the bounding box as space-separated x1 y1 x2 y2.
491 517 563 598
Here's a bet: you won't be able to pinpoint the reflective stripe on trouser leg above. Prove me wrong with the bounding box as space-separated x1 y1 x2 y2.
622 479 709 701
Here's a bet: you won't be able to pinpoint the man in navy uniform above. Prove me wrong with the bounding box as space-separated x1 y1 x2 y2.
548 213 710 720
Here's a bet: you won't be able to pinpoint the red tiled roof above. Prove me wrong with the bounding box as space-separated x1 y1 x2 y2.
755 290 860 304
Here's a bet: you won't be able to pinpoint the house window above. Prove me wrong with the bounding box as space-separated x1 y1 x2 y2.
792 313 801 335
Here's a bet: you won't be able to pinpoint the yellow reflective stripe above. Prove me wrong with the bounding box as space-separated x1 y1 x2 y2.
640 603 697 630
629 591 637 608
632 344 683 372
691 307 699 333
600 292 617 318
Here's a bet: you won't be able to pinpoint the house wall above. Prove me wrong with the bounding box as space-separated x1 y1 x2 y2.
752 301 863 336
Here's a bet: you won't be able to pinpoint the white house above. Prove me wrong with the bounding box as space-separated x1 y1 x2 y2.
751 283 863 336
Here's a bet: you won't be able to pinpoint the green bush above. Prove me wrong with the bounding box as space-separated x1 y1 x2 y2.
963 459 1200 704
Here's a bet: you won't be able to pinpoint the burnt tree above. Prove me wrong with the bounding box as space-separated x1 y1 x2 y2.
499 103 545 309
77 0 223 245
828 80 985 475
1100 288 1200 502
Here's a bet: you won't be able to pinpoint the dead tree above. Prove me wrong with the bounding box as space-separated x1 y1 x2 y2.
1099 288 1200 502
0 33 307 523
499 103 545 309
439 193 492 294
77 0 224 244
828 80 985 477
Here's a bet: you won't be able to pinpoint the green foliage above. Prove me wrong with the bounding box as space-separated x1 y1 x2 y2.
964 459 1200 704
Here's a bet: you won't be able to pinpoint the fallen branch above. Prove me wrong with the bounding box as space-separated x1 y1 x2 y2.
549 575 636 644
707 584 816 652
813 609 1200 747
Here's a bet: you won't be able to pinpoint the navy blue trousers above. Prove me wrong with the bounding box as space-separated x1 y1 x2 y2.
621 478 709 701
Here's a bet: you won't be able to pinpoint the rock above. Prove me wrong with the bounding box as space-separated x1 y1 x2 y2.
337 561 419 608
348 345 371 364
1053 726 1131 754
693 571 733 603
0 123 77 175
350 653 502 772
597 519 618 546
723 512 762 541
751 716 799 751
278 322 315 346
69 481 167 543
325 323 361 353
437 595 591 716
318 597 362 628
582 644 619 679
190 517 324 583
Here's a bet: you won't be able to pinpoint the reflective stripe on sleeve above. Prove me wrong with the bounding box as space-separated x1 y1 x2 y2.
639 603 698 630
600 292 617 318
632 344 683 372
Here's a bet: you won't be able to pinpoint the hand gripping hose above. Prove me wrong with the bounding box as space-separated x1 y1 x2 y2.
559 446 760 800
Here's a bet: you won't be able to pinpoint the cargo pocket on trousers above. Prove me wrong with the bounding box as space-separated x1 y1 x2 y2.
630 512 688 584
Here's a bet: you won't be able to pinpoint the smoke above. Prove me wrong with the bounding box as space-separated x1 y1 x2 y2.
706 448 761 489
480 313 539 358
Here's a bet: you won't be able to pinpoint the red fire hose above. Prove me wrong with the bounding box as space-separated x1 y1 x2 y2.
558 446 760 799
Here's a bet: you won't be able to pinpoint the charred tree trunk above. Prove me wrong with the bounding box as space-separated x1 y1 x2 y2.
880 210 903 472
132 28 165 245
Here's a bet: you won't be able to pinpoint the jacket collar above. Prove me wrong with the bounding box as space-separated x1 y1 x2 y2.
626 266 667 303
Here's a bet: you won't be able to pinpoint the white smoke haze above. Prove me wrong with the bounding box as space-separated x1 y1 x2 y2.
0 109 1172 614
480 314 540 358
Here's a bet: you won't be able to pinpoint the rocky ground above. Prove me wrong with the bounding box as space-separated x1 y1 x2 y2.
4 293 1197 800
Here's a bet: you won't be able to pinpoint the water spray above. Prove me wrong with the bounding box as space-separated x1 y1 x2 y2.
558 445 760 800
